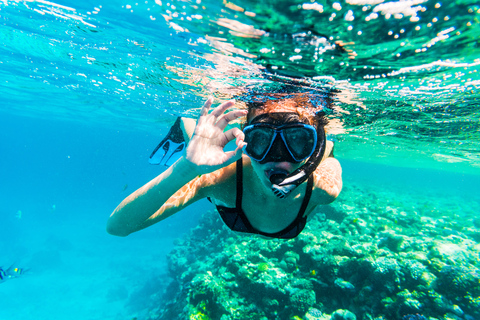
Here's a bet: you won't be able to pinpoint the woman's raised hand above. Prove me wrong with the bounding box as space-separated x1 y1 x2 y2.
185 97 247 174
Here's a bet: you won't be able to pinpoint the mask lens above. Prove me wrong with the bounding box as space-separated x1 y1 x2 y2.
244 126 275 160
283 126 316 160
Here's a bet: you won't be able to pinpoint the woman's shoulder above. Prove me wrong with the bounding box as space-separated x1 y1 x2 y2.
311 151 343 205
197 157 243 201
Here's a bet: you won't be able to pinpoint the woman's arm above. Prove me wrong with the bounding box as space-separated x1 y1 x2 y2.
107 157 201 236
312 141 343 205
106 98 247 236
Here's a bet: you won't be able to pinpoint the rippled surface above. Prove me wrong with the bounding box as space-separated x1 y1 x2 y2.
1 0 479 172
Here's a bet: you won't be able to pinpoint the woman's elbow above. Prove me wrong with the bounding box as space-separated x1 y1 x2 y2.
327 184 342 203
321 187 341 205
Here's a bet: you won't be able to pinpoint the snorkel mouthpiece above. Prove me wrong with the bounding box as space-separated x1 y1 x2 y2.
271 171 307 199
267 169 289 185
270 174 287 185
268 169 295 198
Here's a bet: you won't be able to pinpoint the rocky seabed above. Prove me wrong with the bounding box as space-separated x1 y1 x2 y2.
146 184 480 320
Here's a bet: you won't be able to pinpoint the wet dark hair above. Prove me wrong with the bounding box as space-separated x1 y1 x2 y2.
236 81 334 128
248 110 328 129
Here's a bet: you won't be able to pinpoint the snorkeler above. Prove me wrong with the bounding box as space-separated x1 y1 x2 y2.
0 265 24 283
107 89 342 239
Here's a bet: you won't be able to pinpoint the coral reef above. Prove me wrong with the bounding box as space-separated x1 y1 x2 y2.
146 183 480 320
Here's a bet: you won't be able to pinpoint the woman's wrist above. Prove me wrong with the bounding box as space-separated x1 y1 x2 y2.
174 156 204 179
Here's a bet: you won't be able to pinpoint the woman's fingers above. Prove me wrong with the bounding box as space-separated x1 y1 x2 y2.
188 98 246 171
216 109 248 130
210 99 235 117
224 127 245 145
200 97 214 117
221 129 245 166
198 98 237 127
198 98 245 131
196 97 213 128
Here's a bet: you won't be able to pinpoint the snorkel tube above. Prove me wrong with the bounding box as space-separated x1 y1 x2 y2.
270 115 326 199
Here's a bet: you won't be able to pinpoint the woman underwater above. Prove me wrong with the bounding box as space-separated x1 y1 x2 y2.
107 89 343 239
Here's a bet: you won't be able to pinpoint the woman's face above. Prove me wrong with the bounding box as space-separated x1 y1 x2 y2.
246 101 310 189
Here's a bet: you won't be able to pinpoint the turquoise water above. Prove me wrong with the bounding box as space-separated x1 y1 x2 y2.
1 0 479 319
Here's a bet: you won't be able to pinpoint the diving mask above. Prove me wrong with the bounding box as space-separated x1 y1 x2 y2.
243 122 317 164
242 113 317 164
242 112 326 199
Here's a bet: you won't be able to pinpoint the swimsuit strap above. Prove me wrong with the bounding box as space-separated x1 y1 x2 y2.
235 158 243 209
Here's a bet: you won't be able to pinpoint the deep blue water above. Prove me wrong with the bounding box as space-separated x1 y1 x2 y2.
0 111 208 319
1 111 478 319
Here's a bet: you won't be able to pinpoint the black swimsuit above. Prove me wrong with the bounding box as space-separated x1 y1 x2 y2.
212 158 313 239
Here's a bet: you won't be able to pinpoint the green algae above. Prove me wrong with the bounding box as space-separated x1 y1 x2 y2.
257 262 269 272
188 311 210 320
189 311 210 320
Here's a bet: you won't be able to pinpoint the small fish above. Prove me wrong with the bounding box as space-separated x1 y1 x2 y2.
310 270 316 276
15 210 22 219
334 278 355 291
122 184 128 191
311 278 329 287
0 265 24 283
